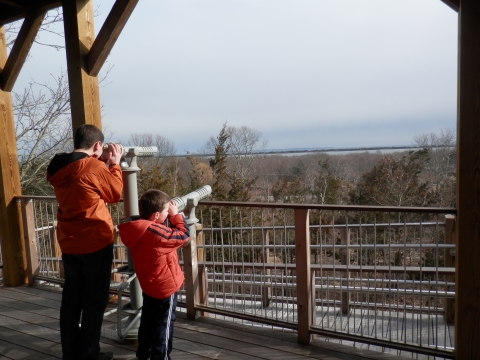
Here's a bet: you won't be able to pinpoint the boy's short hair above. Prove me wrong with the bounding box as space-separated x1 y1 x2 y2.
74 124 105 150
139 189 171 220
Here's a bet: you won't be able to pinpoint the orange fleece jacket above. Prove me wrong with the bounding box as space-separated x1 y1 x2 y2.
47 155 123 254
117 214 190 299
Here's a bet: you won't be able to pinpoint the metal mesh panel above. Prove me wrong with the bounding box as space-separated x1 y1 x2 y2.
198 204 455 358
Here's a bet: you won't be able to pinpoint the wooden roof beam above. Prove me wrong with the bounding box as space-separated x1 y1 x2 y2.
0 9 45 91
87 0 139 76
0 0 27 10
0 1 60 26
440 0 459 12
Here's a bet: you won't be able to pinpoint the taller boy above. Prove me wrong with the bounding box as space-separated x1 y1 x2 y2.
47 124 123 360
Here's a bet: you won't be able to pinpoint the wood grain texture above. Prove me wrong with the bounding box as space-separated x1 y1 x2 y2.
0 284 411 360
295 208 312 344
62 0 102 133
456 1 480 358
0 27 27 287
87 0 139 76
0 9 45 91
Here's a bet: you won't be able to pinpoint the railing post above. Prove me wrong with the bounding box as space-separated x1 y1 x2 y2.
48 221 64 279
261 229 271 308
444 214 455 324
340 228 350 315
111 227 126 299
295 208 312 344
20 199 39 286
196 223 209 317
182 201 200 320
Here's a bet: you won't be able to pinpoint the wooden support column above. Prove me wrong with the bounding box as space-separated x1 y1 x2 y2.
62 0 102 132
183 220 200 320
295 209 312 344
21 199 39 286
0 27 27 286
443 215 455 324
340 228 350 315
261 229 271 308
455 1 480 358
196 224 209 317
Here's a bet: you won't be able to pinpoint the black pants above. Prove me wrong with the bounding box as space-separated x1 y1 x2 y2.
60 244 113 360
136 292 177 360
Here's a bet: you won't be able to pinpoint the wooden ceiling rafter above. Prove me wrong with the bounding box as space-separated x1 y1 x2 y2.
0 0 27 10
0 9 45 91
0 0 136 90
0 0 60 26
440 0 459 11
87 0 139 76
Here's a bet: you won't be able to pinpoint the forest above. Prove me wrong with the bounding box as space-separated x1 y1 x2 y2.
20 120 456 209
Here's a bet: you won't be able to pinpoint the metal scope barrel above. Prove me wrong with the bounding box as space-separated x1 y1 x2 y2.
171 185 212 212
122 145 157 157
103 144 158 157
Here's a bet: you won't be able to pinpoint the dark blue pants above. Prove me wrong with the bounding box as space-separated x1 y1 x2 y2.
60 244 113 360
136 292 177 360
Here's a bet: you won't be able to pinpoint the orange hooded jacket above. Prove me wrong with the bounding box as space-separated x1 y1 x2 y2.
47 152 123 254
117 214 190 299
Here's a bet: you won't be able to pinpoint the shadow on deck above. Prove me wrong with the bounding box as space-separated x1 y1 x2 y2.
0 284 411 360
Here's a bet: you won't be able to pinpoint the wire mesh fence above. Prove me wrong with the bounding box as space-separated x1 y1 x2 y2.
197 202 456 359
18 196 129 286
13 196 456 358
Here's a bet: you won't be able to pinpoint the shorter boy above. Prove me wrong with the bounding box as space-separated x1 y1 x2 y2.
118 189 190 360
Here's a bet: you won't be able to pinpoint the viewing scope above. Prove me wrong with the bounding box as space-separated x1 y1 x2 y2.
103 144 158 157
103 144 158 170
171 185 212 213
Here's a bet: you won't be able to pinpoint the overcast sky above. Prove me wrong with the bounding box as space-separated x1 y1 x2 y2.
14 0 458 154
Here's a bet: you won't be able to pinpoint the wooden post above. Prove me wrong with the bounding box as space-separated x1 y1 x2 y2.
295 209 312 344
48 221 63 279
183 221 200 320
443 215 455 325
20 199 39 286
340 228 350 315
456 2 480 358
196 223 209 317
62 0 102 132
261 229 271 308
112 227 126 285
0 27 27 286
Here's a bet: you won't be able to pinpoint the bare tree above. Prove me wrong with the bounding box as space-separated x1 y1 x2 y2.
9 7 111 195
413 128 456 207
203 123 267 200
227 125 267 182
126 133 176 168
15 71 72 194
125 133 183 195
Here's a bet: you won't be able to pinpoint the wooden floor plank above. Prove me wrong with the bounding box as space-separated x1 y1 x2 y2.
6 285 63 302
175 323 314 360
0 285 415 360
0 337 57 360
183 315 411 360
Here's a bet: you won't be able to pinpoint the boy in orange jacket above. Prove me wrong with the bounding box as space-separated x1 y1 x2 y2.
47 124 123 360
118 189 190 360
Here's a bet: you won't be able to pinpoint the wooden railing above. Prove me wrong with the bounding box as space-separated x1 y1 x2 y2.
15 196 457 359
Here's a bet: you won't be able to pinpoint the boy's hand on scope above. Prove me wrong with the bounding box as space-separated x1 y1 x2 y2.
168 201 178 216
107 143 123 165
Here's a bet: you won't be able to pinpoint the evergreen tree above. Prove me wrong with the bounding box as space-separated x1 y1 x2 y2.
209 123 230 201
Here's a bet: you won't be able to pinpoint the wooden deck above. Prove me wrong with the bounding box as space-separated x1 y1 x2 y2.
0 284 412 360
